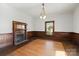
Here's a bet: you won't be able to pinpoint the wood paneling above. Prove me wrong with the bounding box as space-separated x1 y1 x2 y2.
27 31 46 39
70 33 79 45
0 33 13 48
27 31 79 45
28 31 72 40
27 31 35 39
53 32 73 41
0 31 79 49
27 31 54 38
33 31 46 38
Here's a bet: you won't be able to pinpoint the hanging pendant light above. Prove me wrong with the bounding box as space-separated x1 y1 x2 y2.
40 3 46 20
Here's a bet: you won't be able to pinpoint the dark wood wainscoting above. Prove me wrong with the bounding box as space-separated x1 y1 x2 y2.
27 31 53 39
27 31 79 45
27 31 47 39
27 31 36 39
0 33 13 48
27 31 73 41
0 31 79 48
70 33 79 45
53 32 79 45
53 32 73 41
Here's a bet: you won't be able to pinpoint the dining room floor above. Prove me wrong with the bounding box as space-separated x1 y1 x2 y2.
0 38 79 56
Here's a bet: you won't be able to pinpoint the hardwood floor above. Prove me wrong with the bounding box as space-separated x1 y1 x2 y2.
0 38 78 56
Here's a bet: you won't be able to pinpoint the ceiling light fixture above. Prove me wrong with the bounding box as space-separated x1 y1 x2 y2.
40 3 46 20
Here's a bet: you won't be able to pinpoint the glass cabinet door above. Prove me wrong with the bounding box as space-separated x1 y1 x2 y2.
16 24 25 29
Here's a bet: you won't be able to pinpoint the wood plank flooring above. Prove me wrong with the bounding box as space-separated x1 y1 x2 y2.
0 38 78 56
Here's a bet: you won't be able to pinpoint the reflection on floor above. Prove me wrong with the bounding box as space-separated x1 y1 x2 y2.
0 38 79 56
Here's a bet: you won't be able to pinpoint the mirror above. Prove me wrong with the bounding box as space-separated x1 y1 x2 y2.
45 21 54 36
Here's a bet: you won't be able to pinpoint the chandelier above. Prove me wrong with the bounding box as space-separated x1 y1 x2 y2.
40 3 46 20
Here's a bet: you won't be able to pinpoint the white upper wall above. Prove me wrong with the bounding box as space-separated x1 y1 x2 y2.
54 13 73 32
0 3 78 33
73 5 79 33
0 3 34 33
34 13 73 32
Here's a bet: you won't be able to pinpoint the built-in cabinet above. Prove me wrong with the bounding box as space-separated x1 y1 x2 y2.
13 21 27 45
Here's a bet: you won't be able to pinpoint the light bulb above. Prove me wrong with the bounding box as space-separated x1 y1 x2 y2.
43 16 46 19
40 15 46 19
40 16 42 19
